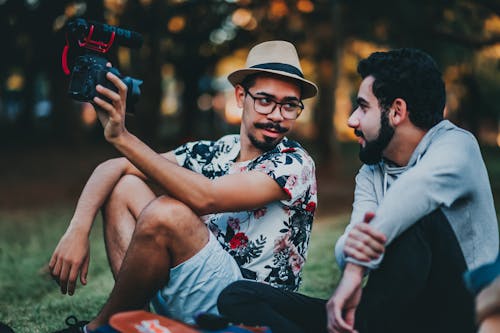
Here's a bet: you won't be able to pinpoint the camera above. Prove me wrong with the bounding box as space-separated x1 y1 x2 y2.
62 18 143 109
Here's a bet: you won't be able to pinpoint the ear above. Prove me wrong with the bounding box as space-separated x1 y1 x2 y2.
389 98 408 126
234 85 246 108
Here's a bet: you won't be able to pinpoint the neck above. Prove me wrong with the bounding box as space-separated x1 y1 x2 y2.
383 125 427 166
237 144 263 162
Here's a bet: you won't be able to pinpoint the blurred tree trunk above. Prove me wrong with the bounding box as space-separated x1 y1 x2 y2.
457 70 481 136
179 60 201 143
131 1 163 148
313 0 342 161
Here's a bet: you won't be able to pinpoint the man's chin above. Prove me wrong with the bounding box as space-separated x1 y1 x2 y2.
250 134 280 152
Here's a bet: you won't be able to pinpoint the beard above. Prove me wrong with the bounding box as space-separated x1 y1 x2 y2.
357 109 395 165
249 121 288 152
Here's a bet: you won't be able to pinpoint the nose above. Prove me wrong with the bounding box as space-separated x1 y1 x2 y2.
347 109 360 129
266 105 285 121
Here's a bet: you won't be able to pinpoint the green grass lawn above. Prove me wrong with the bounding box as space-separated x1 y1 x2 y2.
0 207 114 333
0 208 347 333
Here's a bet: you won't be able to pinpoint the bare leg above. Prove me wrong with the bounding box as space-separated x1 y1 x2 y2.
87 195 210 330
102 175 156 278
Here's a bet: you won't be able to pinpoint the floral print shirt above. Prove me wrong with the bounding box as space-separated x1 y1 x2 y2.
174 135 317 291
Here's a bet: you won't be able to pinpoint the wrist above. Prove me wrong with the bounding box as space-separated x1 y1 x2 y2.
67 219 92 237
110 130 133 147
343 263 365 282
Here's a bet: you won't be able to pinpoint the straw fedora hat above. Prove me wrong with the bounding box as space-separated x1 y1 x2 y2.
227 40 318 99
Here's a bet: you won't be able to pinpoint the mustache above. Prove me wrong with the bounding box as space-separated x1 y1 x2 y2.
354 129 364 139
255 122 288 133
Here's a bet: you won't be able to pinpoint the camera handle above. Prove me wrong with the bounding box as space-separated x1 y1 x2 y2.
62 23 116 75
77 23 116 53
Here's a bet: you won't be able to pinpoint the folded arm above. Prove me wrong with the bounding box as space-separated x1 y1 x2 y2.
337 131 478 270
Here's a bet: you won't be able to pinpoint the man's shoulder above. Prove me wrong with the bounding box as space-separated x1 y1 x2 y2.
430 120 478 145
188 134 239 147
425 122 481 159
259 138 316 169
174 134 239 164
276 138 312 158
180 135 238 152
246 138 316 176
356 163 379 179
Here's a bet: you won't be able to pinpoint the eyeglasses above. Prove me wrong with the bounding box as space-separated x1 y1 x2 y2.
244 88 304 120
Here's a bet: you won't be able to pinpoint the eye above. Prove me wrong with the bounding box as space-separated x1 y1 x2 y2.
256 97 273 106
353 104 367 114
282 103 300 112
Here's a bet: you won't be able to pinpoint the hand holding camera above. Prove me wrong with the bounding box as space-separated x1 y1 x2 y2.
61 18 143 111
93 70 131 141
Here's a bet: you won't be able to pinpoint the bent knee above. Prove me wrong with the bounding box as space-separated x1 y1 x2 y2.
136 196 195 235
107 174 147 205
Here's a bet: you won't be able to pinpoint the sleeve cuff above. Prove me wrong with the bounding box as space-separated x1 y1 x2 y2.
464 256 500 296
345 254 384 271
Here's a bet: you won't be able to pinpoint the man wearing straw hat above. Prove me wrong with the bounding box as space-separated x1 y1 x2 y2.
49 40 318 332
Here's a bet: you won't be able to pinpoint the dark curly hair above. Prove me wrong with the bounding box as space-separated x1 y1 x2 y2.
357 48 445 130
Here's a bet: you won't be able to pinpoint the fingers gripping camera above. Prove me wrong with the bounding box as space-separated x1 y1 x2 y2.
62 18 143 110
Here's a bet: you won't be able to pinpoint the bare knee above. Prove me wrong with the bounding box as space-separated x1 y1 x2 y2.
135 196 196 239
103 174 154 221
106 175 145 208
136 196 208 266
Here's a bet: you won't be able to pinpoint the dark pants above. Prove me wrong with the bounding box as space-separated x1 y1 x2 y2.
217 210 476 333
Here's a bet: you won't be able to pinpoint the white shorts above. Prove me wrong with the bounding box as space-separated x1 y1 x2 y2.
151 231 243 324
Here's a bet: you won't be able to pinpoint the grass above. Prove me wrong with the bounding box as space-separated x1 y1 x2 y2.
0 207 114 332
0 207 347 333
299 214 349 299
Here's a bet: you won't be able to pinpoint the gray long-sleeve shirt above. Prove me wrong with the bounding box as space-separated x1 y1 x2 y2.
335 120 499 270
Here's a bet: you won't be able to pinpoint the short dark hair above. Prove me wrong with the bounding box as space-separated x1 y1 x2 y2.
357 48 445 130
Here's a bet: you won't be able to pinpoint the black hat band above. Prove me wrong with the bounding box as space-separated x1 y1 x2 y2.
250 63 304 78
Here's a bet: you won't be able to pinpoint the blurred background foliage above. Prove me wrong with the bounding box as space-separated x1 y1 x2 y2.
1 3 500 330
0 0 499 161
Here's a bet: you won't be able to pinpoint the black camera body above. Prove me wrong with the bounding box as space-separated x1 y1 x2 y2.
62 18 143 109
68 55 142 106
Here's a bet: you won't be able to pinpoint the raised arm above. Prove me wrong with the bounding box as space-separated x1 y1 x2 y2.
92 71 289 215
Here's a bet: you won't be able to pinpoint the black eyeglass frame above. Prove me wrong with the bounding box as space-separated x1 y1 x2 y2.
243 88 304 120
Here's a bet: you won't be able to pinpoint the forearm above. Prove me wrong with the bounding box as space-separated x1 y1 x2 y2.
111 131 214 214
69 158 131 234
326 262 365 332
343 262 366 280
